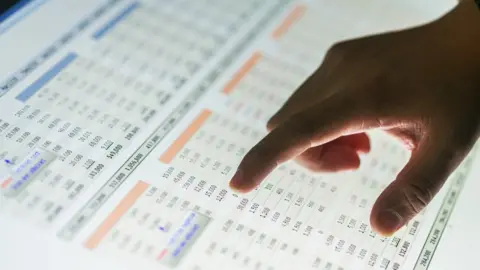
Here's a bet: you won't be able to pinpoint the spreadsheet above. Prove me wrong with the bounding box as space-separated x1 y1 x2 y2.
0 0 470 270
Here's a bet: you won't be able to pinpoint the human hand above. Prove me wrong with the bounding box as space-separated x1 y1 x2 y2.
229 1 480 236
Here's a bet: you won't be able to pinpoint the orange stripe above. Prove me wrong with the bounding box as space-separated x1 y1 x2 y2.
84 181 149 250
156 248 168 261
159 110 212 164
272 5 307 39
1 177 12 189
222 52 262 94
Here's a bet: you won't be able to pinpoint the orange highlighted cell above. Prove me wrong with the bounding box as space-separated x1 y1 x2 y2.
222 52 262 94
156 248 168 261
272 5 307 39
1 177 12 189
84 181 149 250
159 110 212 164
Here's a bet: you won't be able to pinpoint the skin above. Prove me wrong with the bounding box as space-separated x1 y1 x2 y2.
229 0 480 236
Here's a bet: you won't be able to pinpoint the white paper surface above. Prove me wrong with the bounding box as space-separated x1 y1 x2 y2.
2 1 475 270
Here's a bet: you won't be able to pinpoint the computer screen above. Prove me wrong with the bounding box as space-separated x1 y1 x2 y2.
0 0 469 270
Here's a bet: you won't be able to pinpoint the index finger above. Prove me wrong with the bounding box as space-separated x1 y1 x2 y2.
229 96 370 192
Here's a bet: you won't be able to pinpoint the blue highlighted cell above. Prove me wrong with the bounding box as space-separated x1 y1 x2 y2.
16 53 77 102
92 2 140 40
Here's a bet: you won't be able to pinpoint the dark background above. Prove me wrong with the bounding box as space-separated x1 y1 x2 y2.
1 0 24 18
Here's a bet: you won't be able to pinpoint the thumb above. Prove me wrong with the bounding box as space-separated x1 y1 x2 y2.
370 134 467 236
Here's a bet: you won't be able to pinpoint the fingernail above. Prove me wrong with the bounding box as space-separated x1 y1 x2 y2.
377 210 403 236
229 169 244 191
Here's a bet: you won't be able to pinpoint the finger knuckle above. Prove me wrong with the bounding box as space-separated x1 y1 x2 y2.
266 118 276 129
402 181 433 214
326 41 351 60
360 75 393 117
289 112 318 139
